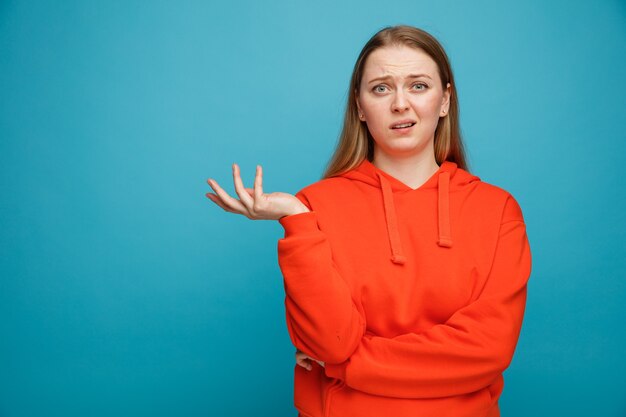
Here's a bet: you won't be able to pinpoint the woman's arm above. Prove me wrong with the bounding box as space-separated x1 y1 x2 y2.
206 163 366 364
323 195 532 399
278 192 366 364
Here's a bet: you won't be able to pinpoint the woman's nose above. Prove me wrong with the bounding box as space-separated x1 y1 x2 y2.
391 91 410 112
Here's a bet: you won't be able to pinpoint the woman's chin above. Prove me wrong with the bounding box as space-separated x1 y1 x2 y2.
376 139 431 156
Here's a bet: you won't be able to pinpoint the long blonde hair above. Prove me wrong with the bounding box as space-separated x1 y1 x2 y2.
322 25 470 179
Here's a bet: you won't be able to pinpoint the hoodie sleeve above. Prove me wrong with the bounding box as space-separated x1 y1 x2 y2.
323 194 532 399
277 190 366 364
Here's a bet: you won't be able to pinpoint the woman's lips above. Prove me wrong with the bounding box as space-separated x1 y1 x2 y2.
390 120 416 128
390 123 415 134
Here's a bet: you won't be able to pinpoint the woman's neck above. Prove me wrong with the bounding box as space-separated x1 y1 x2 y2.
372 149 440 190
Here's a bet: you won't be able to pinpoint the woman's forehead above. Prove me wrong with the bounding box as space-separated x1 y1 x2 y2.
363 46 438 79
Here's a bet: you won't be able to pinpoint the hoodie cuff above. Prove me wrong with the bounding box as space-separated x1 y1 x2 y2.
278 211 319 237
324 361 348 381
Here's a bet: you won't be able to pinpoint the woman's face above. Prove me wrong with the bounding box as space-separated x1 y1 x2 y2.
356 45 451 159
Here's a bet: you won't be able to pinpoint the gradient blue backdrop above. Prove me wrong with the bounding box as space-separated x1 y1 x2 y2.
1 1 625 416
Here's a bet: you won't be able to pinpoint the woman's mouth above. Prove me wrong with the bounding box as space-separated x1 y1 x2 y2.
391 122 415 129
390 121 416 133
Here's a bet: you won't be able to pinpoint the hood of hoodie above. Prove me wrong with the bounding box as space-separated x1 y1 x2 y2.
337 159 481 265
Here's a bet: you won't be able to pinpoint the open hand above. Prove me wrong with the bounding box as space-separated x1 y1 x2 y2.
206 163 309 220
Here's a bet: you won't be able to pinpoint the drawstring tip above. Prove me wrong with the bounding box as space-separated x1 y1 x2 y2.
391 254 406 265
437 237 453 248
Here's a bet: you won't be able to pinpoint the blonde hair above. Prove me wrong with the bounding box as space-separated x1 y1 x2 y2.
322 25 470 179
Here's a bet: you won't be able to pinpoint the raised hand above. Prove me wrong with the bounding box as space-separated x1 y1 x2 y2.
206 163 310 220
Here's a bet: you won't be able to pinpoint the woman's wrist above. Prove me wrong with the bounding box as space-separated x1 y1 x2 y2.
282 202 311 218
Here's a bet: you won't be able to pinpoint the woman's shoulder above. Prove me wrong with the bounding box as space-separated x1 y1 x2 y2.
469 179 527 224
292 176 358 213
295 176 354 199
451 164 526 223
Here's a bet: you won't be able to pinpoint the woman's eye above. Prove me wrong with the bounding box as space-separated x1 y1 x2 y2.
373 85 387 93
412 83 427 90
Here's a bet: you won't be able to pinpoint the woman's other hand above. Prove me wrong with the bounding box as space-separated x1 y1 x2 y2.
295 349 325 371
206 163 310 220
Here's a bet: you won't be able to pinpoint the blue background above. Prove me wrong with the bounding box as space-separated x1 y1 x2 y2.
1 1 625 416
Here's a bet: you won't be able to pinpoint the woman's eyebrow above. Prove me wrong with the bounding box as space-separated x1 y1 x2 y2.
367 73 432 84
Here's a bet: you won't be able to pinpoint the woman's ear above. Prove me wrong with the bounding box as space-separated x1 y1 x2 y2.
355 93 365 120
441 82 451 116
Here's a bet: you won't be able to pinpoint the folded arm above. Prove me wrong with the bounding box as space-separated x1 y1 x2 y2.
323 195 532 399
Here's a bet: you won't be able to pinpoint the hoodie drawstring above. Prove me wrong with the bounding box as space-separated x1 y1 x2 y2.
376 172 407 265
376 170 453 266
437 171 453 248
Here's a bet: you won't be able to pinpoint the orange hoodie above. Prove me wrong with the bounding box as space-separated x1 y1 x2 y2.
277 158 532 417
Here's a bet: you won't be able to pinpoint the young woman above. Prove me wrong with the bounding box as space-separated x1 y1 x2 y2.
206 25 532 417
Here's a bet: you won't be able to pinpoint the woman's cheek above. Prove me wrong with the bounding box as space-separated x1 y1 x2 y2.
421 94 443 115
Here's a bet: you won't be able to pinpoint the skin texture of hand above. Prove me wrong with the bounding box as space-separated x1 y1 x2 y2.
296 350 324 371
296 349 325 371
206 163 310 220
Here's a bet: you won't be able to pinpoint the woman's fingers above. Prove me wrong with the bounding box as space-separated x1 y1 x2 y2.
206 164 287 220
296 358 312 371
206 178 249 214
294 350 325 370
206 192 237 214
254 165 264 201
295 351 313 371
232 163 255 216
